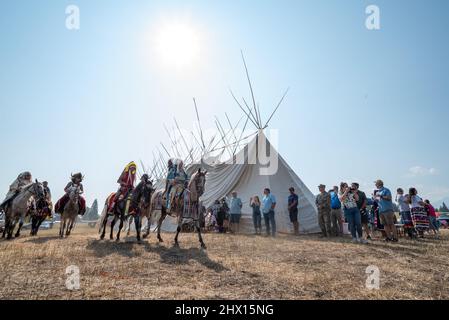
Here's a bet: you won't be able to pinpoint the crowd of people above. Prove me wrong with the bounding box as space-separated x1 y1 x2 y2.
316 179 441 243
203 179 442 242
205 188 279 237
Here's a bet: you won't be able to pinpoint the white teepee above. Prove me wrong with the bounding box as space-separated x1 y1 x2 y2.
190 130 319 233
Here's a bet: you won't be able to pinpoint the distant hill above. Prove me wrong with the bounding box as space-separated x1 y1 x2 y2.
83 199 99 221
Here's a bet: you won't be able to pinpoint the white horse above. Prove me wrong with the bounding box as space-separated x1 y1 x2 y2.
59 185 81 238
2 181 45 239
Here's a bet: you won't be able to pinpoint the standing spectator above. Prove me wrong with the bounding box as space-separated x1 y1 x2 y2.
288 187 299 235
352 183 371 240
315 184 331 238
424 199 439 238
396 188 416 238
374 180 398 242
340 182 366 243
407 188 429 237
371 190 385 238
229 191 242 234
262 188 277 237
250 196 262 235
217 198 229 233
329 186 343 236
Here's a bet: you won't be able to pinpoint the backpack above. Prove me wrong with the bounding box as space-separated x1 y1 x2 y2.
330 192 341 209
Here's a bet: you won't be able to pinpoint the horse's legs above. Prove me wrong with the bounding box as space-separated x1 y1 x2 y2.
60 218 66 238
174 214 182 246
126 216 133 236
15 216 24 238
157 210 168 243
100 214 108 240
66 218 73 236
30 216 37 236
196 221 206 249
35 217 45 235
3 215 11 239
134 215 141 242
110 216 117 240
2 217 7 238
142 211 151 239
116 215 124 241
7 218 16 240
59 216 63 237
1 221 6 238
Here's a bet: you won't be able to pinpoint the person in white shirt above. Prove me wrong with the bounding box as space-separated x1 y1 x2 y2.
395 188 416 238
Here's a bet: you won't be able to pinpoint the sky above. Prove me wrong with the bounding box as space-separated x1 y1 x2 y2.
1 0 448 207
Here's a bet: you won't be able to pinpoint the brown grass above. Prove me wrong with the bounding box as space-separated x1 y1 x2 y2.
0 225 448 300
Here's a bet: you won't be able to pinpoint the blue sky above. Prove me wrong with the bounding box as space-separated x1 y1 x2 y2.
1 0 448 207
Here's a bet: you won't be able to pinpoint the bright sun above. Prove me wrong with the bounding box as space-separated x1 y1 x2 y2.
153 22 201 68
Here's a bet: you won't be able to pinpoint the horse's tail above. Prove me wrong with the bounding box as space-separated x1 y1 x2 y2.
97 194 114 233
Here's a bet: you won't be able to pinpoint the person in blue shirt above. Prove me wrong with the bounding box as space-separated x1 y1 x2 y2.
229 191 243 234
374 179 398 242
262 188 277 237
288 187 299 235
329 186 343 236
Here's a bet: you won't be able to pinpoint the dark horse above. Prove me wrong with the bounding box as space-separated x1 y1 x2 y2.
99 181 154 242
149 168 207 248
29 196 52 236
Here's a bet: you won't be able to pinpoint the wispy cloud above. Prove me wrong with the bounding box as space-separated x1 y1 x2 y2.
421 186 449 203
406 166 438 177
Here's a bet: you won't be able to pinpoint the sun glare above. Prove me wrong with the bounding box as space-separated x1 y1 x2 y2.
153 21 201 69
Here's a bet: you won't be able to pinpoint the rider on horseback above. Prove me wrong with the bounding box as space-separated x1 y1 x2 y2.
133 174 152 209
166 159 189 213
55 173 86 216
0 172 33 212
110 161 137 212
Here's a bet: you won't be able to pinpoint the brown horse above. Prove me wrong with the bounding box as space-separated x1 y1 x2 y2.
148 168 207 248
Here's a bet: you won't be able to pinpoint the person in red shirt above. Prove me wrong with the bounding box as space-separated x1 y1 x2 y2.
110 162 137 211
424 199 440 238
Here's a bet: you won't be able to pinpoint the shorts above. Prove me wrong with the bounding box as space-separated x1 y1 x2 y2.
379 210 395 226
360 209 369 224
289 209 298 223
230 214 241 223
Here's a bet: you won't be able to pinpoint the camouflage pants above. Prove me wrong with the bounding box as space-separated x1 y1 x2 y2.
318 209 331 237
330 208 343 236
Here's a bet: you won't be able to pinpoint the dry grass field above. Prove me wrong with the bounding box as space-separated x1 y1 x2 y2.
0 224 448 300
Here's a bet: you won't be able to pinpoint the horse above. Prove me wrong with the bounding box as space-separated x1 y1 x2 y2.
124 181 154 241
59 185 81 238
2 180 45 240
148 168 207 248
99 183 153 242
29 196 52 236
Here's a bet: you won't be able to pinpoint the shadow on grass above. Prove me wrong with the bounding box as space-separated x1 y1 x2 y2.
86 237 228 272
23 235 62 244
86 239 143 258
151 243 228 272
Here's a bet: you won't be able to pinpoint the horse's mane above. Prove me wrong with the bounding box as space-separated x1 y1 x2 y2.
188 171 199 190
21 182 36 192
